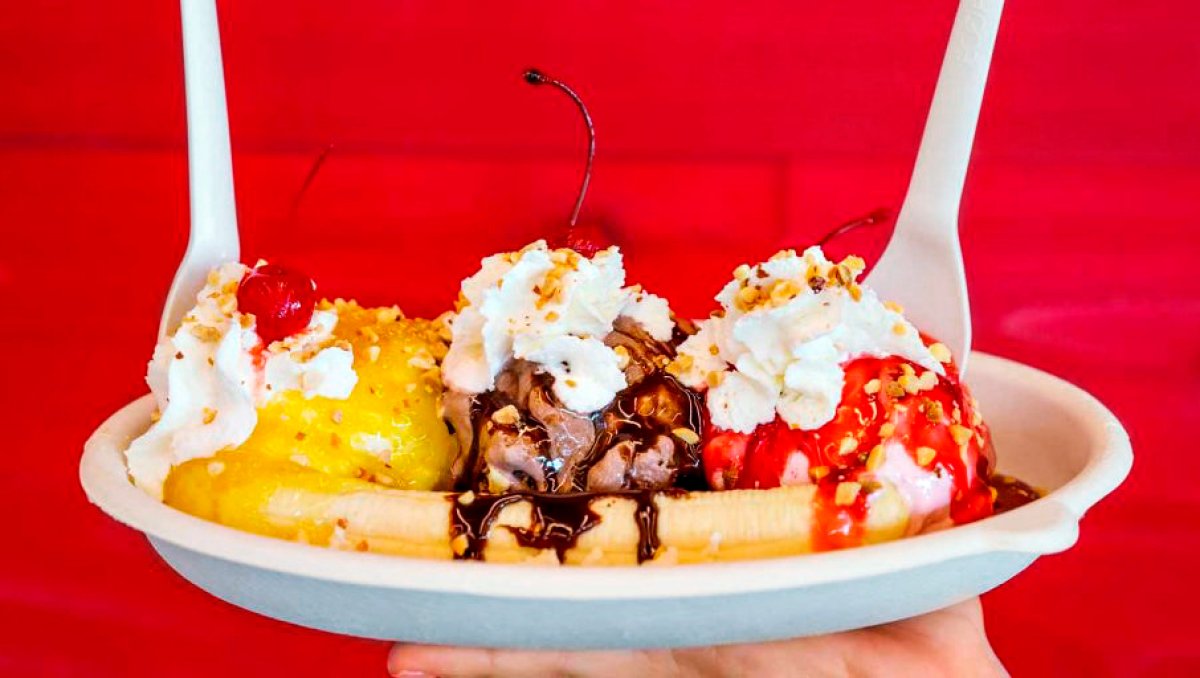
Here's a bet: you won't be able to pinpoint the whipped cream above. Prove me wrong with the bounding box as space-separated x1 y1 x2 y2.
673 246 941 433
126 262 357 499
442 241 675 413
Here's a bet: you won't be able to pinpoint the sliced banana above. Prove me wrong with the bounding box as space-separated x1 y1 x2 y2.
168 456 911 565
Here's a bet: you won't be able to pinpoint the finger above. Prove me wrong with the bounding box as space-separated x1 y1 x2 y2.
867 598 1006 677
941 597 986 629
388 644 674 678
674 599 996 678
388 598 1002 678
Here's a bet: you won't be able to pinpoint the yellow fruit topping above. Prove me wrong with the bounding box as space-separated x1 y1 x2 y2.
163 301 459 536
163 449 383 542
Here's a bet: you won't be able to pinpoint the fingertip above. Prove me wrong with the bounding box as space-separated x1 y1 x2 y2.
389 643 509 677
387 644 435 677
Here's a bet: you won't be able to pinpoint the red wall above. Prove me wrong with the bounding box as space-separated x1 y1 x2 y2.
1 1 1197 675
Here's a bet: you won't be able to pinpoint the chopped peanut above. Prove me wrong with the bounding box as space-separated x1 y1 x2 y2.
916 446 937 466
835 481 862 507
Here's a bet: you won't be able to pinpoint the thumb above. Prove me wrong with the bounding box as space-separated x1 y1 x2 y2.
388 644 672 678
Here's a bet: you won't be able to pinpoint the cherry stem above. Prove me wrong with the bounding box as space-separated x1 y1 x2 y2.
289 143 335 222
815 208 893 248
524 69 595 228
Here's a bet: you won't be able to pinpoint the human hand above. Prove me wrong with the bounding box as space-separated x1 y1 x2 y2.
388 597 1006 677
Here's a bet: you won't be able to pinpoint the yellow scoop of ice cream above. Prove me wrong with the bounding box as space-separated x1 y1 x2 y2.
164 301 458 536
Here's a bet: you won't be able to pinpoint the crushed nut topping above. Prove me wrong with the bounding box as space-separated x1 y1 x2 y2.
928 342 953 364
923 399 945 422
835 481 862 506
916 446 937 467
672 427 701 445
407 351 437 371
491 405 521 426
866 444 886 472
950 424 974 446
917 370 939 391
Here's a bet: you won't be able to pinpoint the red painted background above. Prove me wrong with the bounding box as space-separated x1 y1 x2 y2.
2 1 1197 675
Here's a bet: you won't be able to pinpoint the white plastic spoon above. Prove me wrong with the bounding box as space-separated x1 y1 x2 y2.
866 0 1004 376
158 0 239 339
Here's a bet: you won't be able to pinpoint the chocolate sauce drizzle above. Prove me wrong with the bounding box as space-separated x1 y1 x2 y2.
511 494 602 562
448 493 523 561
449 476 1040 564
458 369 706 495
988 475 1041 514
449 489 673 564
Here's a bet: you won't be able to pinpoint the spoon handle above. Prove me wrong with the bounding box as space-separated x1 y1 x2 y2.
159 0 240 338
899 0 1004 228
869 0 1004 376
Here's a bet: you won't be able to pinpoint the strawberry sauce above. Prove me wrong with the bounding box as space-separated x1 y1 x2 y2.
701 340 1034 551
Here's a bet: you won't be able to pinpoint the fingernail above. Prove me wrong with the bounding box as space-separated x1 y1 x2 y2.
391 671 429 677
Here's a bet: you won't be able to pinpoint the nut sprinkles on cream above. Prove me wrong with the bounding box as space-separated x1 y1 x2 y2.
127 262 356 499
671 247 941 434
442 240 674 415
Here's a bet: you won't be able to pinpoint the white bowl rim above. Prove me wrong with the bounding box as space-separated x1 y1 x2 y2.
80 352 1132 601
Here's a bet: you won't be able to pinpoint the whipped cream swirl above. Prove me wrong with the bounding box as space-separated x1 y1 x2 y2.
442 241 674 413
673 246 941 433
126 263 356 499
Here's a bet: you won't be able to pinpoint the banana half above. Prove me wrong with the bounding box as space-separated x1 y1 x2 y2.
165 450 911 565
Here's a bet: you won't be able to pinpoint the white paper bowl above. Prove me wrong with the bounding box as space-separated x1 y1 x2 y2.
80 352 1130 649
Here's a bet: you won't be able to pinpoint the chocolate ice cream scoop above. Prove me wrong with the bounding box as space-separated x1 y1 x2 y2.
446 318 705 494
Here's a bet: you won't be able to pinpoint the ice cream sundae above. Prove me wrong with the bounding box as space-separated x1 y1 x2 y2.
108 70 1038 565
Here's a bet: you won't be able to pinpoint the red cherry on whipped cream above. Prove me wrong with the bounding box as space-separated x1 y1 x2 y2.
556 223 612 258
236 264 317 344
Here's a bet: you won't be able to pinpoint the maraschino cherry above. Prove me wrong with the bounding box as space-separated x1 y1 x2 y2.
559 222 611 257
236 263 317 344
524 68 608 257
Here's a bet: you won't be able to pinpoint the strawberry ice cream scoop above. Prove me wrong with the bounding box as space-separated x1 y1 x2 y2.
669 246 1020 548
702 349 995 546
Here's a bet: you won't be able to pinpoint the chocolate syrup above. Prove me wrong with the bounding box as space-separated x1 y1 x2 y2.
509 494 602 562
449 493 523 560
448 489 673 564
578 372 707 491
448 477 1039 563
459 368 705 495
988 474 1041 514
